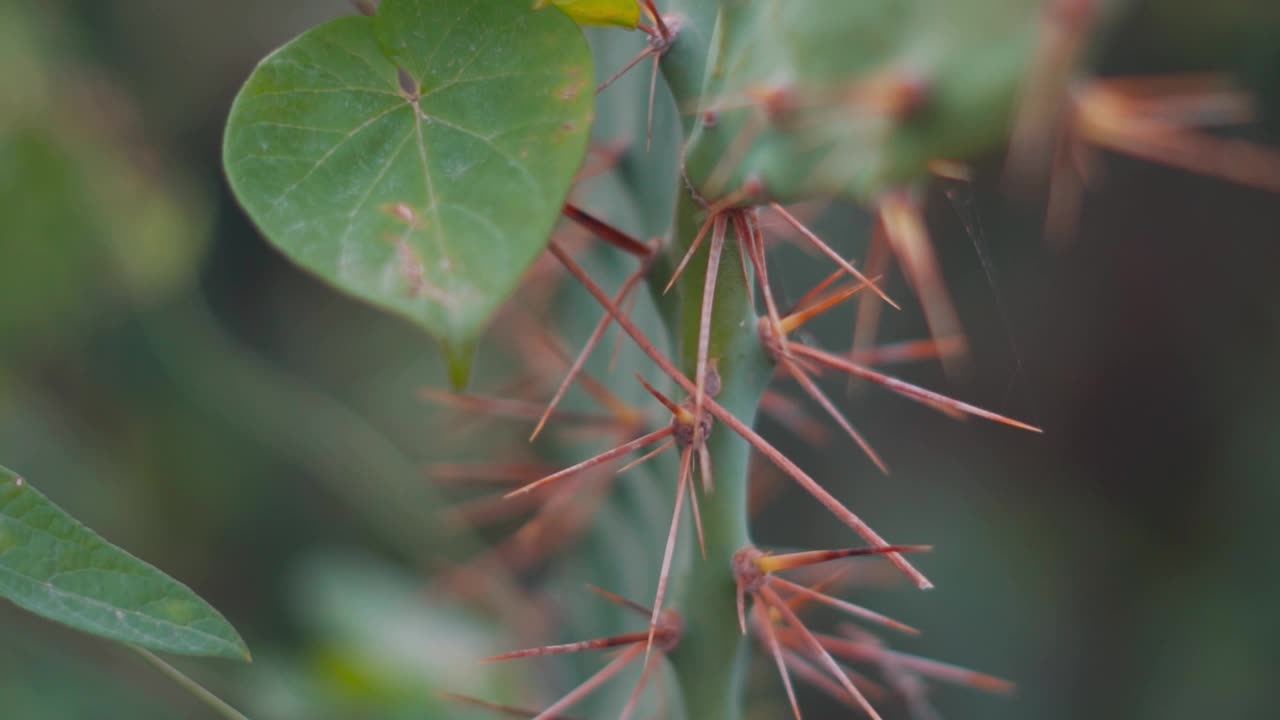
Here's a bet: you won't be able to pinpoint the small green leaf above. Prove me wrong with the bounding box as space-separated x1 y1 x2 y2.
543 0 641 28
224 0 594 380
0 465 249 661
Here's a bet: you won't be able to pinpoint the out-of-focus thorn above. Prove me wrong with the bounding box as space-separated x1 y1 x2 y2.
760 390 832 447
1004 0 1100 192
438 691 579 720
878 191 970 378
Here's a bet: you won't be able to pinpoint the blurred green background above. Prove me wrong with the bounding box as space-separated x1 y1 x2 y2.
2 1 1279 718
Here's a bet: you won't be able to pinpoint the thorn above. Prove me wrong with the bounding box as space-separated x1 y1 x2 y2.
848 337 966 367
736 577 749 635
425 461 552 485
641 0 670 41
781 357 889 475
562 204 651 258
647 446 692 662
584 584 652 617
506 426 675 498
687 464 706 558
760 390 832 446
739 211 788 356
877 191 969 377
663 210 717 294
437 692 579 720
442 489 544 528
822 630 1016 695
757 545 933 574
647 53 660 151
534 330 644 430
550 242 933 589
596 47 654 95
771 576 919 636
635 374 691 423
784 268 845 317
694 216 727 425
530 643 644 720
483 632 651 662
420 387 610 426
790 343 1043 433
779 277 883 335
761 585 883 720
529 258 652 441
756 602 803 720
770 203 899 310
697 442 714 494
618 645 662 720
615 437 675 476
781 650 888 710
849 224 891 373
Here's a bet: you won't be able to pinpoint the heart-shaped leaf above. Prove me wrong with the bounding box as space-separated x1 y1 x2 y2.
224 0 594 386
0 465 249 660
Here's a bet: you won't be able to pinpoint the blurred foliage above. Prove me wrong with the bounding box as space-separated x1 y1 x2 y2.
1 1 1279 719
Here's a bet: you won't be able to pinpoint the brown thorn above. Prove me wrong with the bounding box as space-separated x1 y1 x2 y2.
785 647 890 704
596 46 654 95
849 337 965 367
562 203 651 258
420 387 609 425
641 0 670 41
635 373 688 421
663 210 717 294
825 628 1016 695
694 215 727 425
877 192 969 377
647 445 692 661
784 268 845 317
482 631 651 662
780 276 882 335
532 329 644 433
615 437 675 476
584 584 652 617
770 202 899 310
761 585 883 720
771 576 919 636
791 343 1043 433
757 544 933 574
618 645 662 720
646 52 660 151
506 426 675 498
755 600 803 720
781 357 890 475
437 692 579 720
531 643 644 720
687 461 707 558
740 211 789 357
760 390 832 446
425 461 552 485
697 442 714 494
849 223 891 371
549 242 932 589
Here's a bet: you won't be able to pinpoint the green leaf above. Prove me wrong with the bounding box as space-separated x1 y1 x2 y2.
544 0 641 28
0 465 249 661
223 0 594 385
